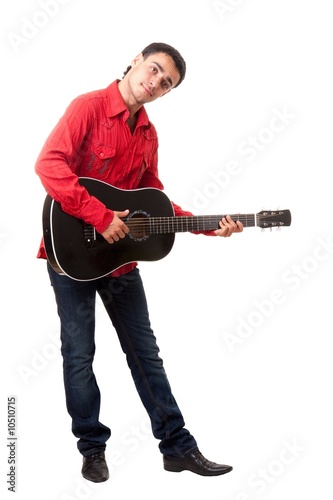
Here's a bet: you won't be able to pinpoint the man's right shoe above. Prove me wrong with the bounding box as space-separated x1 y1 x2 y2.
163 450 233 476
81 451 109 483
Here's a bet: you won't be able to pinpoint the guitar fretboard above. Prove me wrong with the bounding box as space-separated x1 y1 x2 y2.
128 214 256 235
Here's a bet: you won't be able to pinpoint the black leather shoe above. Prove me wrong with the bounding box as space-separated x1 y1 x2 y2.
81 451 109 483
163 450 233 476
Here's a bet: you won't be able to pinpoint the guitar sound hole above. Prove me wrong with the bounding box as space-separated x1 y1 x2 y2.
127 210 150 241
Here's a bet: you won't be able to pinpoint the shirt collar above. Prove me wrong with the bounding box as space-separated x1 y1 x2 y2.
106 80 150 128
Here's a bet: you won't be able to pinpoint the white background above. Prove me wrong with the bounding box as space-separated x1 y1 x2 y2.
1 1 332 499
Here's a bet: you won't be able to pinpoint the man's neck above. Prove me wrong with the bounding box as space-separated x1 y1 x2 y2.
118 80 142 118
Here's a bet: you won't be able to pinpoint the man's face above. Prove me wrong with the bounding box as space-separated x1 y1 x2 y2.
126 52 181 104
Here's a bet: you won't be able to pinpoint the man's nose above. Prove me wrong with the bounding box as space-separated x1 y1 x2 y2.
149 75 162 89
149 77 156 88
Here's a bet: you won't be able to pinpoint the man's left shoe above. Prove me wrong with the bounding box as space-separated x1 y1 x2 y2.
163 450 233 476
81 451 109 483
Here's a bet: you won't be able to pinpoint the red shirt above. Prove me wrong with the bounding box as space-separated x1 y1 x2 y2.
35 80 205 277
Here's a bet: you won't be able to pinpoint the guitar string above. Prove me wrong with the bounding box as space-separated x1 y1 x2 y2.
117 214 290 235
122 213 288 226
124 216 255 228
123 215 284 221
123 213 287 221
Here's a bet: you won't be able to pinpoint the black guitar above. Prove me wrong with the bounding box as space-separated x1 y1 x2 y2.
42 177 292 281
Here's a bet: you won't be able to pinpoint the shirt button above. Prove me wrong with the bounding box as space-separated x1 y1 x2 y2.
100 153 104 158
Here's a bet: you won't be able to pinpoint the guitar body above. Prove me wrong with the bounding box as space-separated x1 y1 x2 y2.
43 178 175 280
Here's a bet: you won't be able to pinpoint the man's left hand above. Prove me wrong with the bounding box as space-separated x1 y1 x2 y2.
214 215 244 237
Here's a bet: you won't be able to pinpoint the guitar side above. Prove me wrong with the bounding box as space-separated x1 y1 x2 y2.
43 179 176 280
42 194 64 275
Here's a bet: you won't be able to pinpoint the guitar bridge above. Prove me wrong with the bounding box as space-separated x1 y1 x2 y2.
83 224 96 248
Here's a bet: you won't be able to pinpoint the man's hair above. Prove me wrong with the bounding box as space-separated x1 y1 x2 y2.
122 42 186 88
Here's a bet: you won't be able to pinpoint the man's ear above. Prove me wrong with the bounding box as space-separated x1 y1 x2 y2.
131 53 144 66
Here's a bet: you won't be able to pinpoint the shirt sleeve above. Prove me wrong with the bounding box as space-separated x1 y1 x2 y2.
35 96 114 234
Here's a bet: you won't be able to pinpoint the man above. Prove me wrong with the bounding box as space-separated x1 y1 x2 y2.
35 42 243 482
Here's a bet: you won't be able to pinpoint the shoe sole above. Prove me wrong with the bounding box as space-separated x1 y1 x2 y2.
164 464 233 476
82 473 110 483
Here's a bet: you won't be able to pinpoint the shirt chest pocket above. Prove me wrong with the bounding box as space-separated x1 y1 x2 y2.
86 145 117 176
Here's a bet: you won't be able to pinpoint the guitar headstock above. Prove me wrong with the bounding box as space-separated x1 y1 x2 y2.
256 209 292 229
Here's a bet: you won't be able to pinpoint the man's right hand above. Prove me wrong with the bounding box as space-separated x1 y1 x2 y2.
101 210 130 244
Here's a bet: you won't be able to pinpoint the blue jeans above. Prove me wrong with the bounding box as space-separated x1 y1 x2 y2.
47 263 197 457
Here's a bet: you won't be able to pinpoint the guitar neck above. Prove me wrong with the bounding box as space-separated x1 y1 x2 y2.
146 214 256 235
